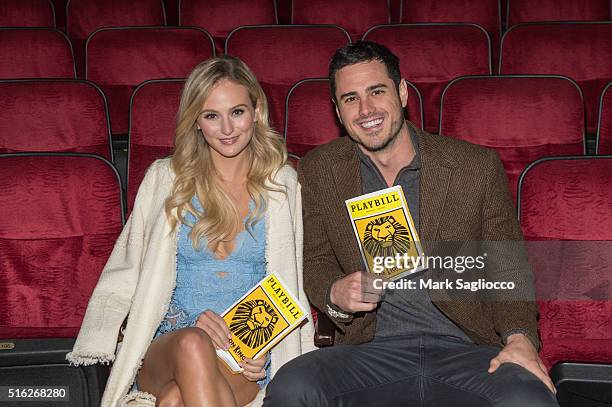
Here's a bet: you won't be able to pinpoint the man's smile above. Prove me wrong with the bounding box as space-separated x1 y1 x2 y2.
358 116 384 132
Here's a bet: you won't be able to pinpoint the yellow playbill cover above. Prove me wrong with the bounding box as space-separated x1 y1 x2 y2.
345 185 425 280
216 273 307 373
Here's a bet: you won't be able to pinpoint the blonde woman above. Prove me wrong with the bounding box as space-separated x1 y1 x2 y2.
67 56 315 407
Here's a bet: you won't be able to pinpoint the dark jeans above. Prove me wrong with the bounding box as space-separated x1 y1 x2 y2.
263 335 559 407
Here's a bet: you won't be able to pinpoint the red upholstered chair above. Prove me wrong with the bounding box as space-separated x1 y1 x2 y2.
597 82 612 154
0 28 75 79
67 0 165 77
284 78 343 157
179 0 277 54
363 24 491 134
0 152 122 404
507 0 611 27
0 153 124 338
86 27 214 136
0 0 55 28
225 25 350 132
439 75 585 203
399 0 502 69
291 0 389 42
0 79 113 161
500 22 612 135
284 78 424 157
127 79 184 212
518 156 612 397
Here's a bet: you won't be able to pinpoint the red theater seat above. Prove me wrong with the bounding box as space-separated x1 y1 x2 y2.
0 152 121 404
0 153 124 339
597 82 612 154
86 27 214 136
291 0 389 41
0 0 55 28
0 79 112 161
439 75 585 202
284 78 423 157
518 156 612 370
284 78 342 157
399 0 501 68
0 28 75 79
179 0 277 54
67 0 165 77
225 25 350 132
507 0 611 27
500 22 612 135
363 24 491 134
128 79 184 212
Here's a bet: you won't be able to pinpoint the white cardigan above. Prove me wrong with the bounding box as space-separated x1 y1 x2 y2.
67 158 316 407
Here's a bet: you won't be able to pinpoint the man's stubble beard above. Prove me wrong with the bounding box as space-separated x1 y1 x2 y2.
351 115 406 153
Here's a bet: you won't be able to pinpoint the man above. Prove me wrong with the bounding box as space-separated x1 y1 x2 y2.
264 42 558 406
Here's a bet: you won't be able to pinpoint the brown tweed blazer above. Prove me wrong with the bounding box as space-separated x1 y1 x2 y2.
298 123 539 348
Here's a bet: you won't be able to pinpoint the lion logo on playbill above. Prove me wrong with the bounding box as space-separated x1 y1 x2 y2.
363 215 412 259
229 299 279 348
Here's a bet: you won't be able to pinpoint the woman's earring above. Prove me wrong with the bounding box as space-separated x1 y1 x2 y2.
196 125 201 131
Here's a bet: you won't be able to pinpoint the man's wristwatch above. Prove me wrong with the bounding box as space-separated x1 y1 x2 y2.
326 303 352 319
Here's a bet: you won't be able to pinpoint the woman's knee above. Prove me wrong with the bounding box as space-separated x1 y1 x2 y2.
173 327 215 356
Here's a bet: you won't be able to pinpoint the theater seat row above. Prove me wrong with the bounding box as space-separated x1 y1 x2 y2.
1 22 611 139
2 0 610 77
4 0 611 36
3 75 612 212
1 153 610 372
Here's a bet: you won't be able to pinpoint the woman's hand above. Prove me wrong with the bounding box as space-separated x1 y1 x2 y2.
195 310 231 350
240 352 269 382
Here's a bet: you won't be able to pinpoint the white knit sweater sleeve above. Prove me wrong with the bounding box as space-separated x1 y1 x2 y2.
66 161 162 366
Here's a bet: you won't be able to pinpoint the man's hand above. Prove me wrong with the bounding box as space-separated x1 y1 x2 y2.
195 310 232 351
488 333 556 394
240 353 269 382
329 271 384 313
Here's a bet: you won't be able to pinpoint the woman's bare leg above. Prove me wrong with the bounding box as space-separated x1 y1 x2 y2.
155 371 259 407
218 360 260 407
156 380 183 407
137 327 249 407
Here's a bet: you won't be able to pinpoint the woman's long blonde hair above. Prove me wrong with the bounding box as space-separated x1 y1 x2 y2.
165 56 287 253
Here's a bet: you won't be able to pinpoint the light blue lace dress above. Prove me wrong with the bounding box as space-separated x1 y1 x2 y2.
154 197 270 387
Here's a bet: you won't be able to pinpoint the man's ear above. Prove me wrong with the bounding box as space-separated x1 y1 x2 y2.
399 78 408 108
333 99 344 124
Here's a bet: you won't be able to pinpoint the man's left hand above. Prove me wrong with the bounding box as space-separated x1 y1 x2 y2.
488 333 556 394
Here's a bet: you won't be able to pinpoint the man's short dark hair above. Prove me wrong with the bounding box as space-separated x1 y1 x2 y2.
328 41 402 102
